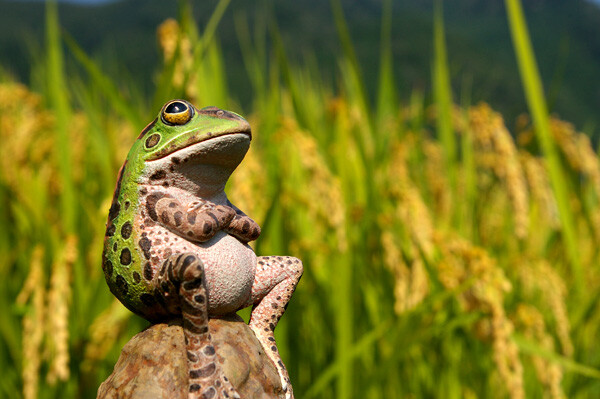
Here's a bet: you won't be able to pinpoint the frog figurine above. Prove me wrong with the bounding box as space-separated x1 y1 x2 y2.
102 100 303 399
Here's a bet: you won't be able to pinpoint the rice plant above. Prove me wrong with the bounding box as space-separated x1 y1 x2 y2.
1 0 600 398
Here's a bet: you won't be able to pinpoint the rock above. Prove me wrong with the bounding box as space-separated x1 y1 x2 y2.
97 314 284 399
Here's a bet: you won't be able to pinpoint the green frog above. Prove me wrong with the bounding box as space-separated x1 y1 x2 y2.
102 100 303 399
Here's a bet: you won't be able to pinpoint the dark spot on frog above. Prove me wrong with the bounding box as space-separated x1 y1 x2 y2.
174 211 183 226
124 200 130 210
103 259 113 277
271 302 278 309
160 281 170 293
187 212 196 224
132 271 141 284
271 346 277 352
115 275 128 295
140 293 156 307
163 248 172 258
161 211 170 224
145 133 161 148
182 255 196 269
169 201 177 208
106 222 116 236
138 236 152 259
113 242 117 251
187 351 198 362
194 294 205 304
203 345 215 356
108 201 121 220
162 181 169 187
183 279 203 291
190 362 215 378
172 157 180 164
146 193 163 221
150 170 166 180
144 262 153 280
140 187 148 195
206 212 219 224
121 221 132 239
189 384 201 393
242 220 250 233
202 222 212 235
120 248 132 265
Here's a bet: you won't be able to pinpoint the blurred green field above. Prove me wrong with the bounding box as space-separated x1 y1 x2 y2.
2 0 600 398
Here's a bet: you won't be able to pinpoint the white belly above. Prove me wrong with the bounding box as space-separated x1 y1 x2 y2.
193 232 256 314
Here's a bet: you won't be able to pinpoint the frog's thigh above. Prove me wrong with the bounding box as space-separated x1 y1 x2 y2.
154 253 240 399
246 256 303 398
247 256 303 304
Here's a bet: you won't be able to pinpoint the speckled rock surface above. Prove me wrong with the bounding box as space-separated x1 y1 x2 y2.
97 314 284 399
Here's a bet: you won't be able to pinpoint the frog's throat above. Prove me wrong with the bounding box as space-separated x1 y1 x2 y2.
147 125 251 161
142 133 250 200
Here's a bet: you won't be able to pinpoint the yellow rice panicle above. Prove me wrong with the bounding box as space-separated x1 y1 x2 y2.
380 230 429 315
549 118 600 190
469 103 529 239
548 118 600 239
17 246 45 399
157 19 196 100
276 117 348 253
0 83 55 191
46 236 77 384
82 299 132 374
520 152 560 230
518 260 573 357
435 233 524 399
228 142 269 227
387 139 435 259
516 304 566 399
422 139 452 221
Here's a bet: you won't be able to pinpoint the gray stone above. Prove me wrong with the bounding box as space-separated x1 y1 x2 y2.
97 314 284 399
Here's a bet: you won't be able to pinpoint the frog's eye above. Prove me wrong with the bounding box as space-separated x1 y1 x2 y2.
161 100 194 125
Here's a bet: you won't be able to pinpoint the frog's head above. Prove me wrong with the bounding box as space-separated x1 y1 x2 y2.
130 99 252 196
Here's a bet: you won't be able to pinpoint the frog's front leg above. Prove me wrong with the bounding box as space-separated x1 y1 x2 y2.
154 253 240 399
224 213 261 243
154 197 235 242
245 256 303 399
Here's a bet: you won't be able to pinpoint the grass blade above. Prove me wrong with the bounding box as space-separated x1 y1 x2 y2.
433 0 456 186
505 0 582 289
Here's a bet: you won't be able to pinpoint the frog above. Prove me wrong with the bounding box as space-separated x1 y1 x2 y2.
102 99 303 399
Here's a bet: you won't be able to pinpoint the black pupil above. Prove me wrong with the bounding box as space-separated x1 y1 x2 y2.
166 101 187 114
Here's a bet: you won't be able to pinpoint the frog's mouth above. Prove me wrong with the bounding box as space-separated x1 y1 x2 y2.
147 124 251 162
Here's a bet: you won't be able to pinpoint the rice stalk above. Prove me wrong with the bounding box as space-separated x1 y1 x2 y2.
16 246 45 399
46 235 77 384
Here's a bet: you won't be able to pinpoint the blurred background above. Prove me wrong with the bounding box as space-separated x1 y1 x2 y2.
1 0 600 398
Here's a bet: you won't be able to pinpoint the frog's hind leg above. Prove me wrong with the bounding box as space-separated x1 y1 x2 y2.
245 256 303 399
156 253 240 399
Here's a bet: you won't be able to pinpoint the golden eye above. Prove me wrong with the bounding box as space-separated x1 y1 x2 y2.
161 100 194 125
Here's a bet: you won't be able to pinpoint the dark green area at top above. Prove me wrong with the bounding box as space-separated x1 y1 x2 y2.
1 0 599 135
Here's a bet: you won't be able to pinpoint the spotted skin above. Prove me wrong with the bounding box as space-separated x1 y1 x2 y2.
156 253 240 398
102 100 302 399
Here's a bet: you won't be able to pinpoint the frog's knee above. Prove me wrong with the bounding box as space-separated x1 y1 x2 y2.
170 252 205 285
